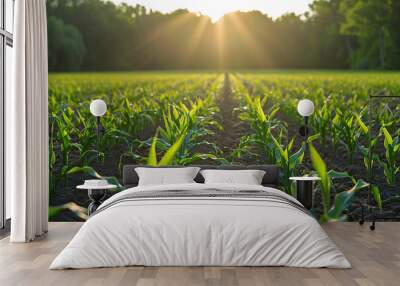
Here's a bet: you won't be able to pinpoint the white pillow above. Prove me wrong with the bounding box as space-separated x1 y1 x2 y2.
200 169 266 185
135 167 200 186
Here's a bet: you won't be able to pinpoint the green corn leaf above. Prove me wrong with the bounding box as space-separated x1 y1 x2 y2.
158 133 186 166
244 94 252 106
327 170 352 181
309 144 328 188
332 114 340 126
307 133 320 143
255 97 266 122
49 202 88 221
269 107 280 119
349 179 369 192
147 131 159 166
309 143 330 214
62 202 88 220
270 132 287 161
356 116 368 135
179 153 228 165
327 179 369 219
358 145 368 157
288 137 294 151
382 127 393 145
48 207 63 220
371 185 382 209
288 144 305 169
104 177 123 189
67 166 101 177
346 116 354 127
173 105 180 119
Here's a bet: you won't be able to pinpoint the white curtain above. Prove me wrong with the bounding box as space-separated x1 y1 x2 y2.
7 0 49 242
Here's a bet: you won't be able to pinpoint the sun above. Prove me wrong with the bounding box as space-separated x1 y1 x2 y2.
113 1 313 23
197 3 234 22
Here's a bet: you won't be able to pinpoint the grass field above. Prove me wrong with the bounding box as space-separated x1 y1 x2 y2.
48 71 400 221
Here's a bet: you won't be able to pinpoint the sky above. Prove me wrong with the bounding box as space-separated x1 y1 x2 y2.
112 0 313 22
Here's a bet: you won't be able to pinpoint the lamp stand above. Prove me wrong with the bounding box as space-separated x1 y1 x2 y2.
95 116 102 163
304 116 309 141
304 116 309 173
298 116 310 175
96 116 101 139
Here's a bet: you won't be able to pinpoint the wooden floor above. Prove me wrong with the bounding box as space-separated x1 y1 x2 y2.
0 222 399 286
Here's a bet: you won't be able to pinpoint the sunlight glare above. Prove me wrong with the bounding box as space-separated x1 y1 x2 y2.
113 1 313 22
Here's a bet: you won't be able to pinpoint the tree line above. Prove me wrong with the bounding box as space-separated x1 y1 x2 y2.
47 0 400 71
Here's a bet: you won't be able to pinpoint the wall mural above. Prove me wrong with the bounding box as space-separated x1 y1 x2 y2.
47 0 400 222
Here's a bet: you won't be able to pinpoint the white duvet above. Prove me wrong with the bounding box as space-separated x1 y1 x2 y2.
50 183 351 269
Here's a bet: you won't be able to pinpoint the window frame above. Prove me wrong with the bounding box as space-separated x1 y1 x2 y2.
0 0 13 230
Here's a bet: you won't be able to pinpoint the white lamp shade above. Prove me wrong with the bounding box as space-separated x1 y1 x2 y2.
297 99 315 117
90 99 107 117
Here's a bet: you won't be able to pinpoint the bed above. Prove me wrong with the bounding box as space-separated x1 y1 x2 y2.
50 165 351 269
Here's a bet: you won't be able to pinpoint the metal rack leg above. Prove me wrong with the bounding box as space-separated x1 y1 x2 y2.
359 203 365 225
370 207 376 231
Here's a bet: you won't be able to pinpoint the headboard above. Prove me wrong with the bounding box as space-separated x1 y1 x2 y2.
122 165 280 189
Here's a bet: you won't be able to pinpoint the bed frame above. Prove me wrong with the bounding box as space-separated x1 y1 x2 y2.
122 165 280 189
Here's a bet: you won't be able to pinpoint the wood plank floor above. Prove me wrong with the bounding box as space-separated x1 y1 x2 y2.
0 222 399 286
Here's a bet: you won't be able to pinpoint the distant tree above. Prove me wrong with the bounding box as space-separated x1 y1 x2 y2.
274 13 309 68
307 0 348 68
387 0 400 68
340 0 394 69
47 0 139 70
47 16 86 71
216 11 275 68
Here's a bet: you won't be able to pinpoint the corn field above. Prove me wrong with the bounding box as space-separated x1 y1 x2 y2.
49 71 400 221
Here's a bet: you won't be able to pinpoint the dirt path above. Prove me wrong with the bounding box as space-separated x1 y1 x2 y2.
212 73 251 163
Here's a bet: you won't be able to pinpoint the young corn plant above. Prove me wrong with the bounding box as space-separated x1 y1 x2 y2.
357 115 378 161
381 127 400 186
53 108 83 169
356 115 381 176
74 110 103 165
114 97 154 139
157 99 223 165
312 102 330 148
376 103 396 131
118 140 143 173
49 119 57 196
50 109 84 192
309 144 372 222
356 116 382 210
146 130 187 166
238 94 286 163
270 130 320 194
270 132 305 194
334 110 360 164
331 113 341 151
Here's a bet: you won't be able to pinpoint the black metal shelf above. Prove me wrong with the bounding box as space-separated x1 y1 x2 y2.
360 94 400 230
